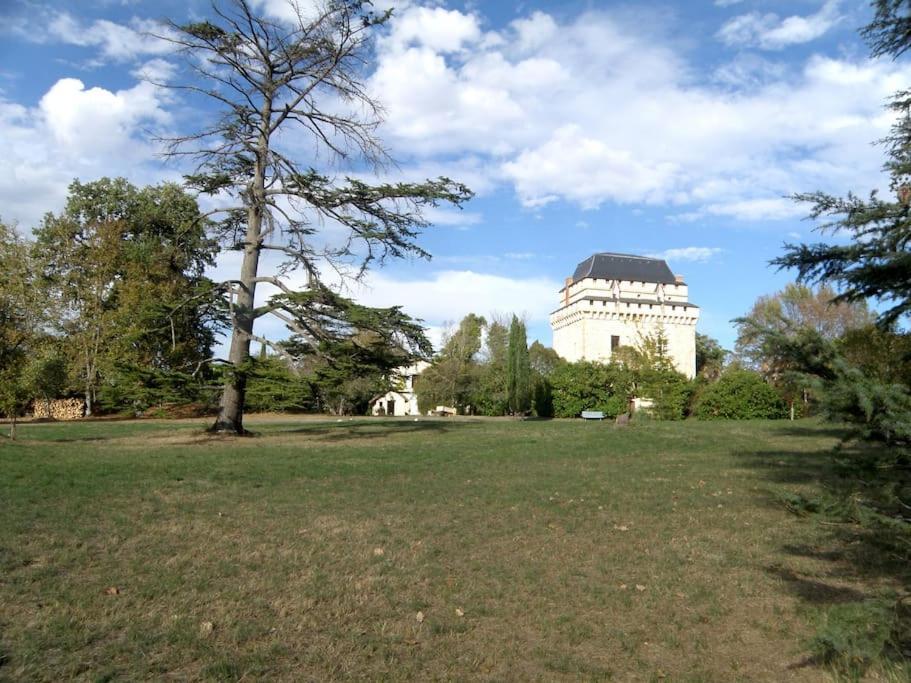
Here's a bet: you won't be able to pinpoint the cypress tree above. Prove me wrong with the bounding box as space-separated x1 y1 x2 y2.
507 316 531 415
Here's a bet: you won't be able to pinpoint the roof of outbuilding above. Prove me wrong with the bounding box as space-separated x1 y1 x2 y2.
570 252 678 286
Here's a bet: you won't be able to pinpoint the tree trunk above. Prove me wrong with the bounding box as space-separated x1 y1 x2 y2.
85 377 93 417
10 414 17 440
211 115 270 434
211 216 262 434
790 401 795 421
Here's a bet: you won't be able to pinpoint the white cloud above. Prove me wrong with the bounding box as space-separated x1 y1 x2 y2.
131 58 178 84
713 53 787 88
511 11 559 53
717 1 842 50
207 245 561 353
384 6 482 53
1 1 905 235
705 197 806 221
45 12 173 61
502 124 678 209
422 206 483 229
0 77 175 229
371 5 906 221
39 78 170 155
647 247 722 263
352 269 560 330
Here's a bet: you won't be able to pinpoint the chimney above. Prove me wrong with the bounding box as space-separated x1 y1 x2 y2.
564 277 572 306
674 274 685 285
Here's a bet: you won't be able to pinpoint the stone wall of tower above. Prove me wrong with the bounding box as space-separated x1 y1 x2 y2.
550 276 700 378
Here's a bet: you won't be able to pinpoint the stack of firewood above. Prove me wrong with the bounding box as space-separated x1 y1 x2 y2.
32 398 85 421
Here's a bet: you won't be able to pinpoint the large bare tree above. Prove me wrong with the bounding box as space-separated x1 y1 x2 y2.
156 0 471 433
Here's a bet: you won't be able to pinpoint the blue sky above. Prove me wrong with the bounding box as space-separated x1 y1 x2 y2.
0 0 903 353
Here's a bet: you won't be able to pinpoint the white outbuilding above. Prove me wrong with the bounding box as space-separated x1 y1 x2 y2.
370 361 429 416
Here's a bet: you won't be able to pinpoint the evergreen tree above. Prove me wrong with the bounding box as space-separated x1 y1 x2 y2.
506 316 531 415
774 1 911 325
244 355 313 414
156 0 471 433
767 1 911 435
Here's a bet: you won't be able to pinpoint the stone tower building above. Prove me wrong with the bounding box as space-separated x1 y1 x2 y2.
550 253 700 378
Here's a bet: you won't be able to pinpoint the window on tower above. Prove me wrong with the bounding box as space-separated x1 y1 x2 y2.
611 335 620 351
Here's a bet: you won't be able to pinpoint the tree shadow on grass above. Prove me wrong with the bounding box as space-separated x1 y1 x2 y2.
275 418 481 442
735 428 910 671
140 419 480 446
766 564 872 604
769 424 854 440
739 442 908 587
3 435 110 444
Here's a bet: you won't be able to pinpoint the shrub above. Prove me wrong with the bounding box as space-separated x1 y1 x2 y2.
550 361 630 418
532 376 554 417
692 369 787 420
638 368 694 421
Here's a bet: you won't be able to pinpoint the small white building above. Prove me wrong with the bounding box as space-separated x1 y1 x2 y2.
550 252 700 378
370 361 429 416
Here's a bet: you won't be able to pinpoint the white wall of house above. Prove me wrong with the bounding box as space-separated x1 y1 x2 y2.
369 360 429 416
371 390 420 416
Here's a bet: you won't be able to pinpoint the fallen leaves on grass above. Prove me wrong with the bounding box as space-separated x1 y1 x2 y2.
103 586 120 595
200 621 215 636
373 547 385 556
415 611 425 624
455 608 465 617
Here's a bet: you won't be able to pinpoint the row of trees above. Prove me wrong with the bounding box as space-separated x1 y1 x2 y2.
410 313 787 421
2 183 882 430
406 281 881 424
414 314 535 415
733 282 876 418
0 175 438 434
0 179 221 428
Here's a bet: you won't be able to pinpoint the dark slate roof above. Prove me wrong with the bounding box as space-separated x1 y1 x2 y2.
570 252 678 286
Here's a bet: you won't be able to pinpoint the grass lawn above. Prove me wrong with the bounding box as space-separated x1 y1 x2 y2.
0 417 905 681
